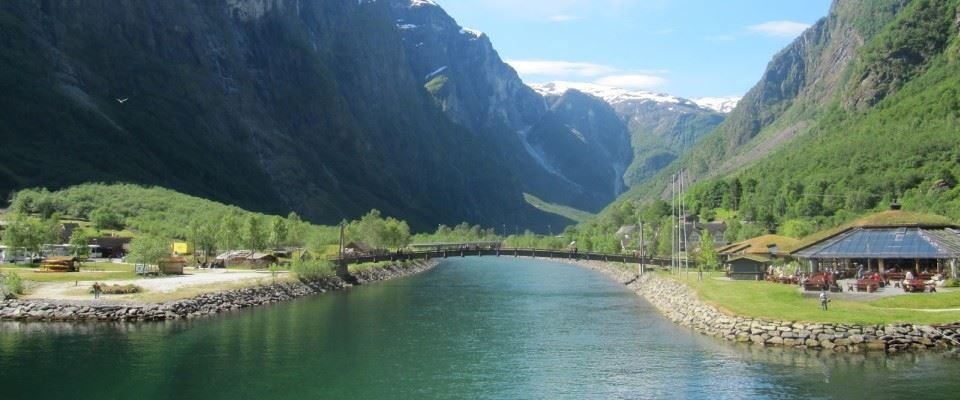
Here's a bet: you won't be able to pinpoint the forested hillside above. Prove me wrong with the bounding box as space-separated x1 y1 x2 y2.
580 0 960 249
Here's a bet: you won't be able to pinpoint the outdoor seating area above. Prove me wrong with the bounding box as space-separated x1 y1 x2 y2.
788 208 960 296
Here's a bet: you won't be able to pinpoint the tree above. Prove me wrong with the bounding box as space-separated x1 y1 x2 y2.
189 220 218 262
90 207 125 231
243 214 265 251
217 212 240 251
698 229 719 271
350 209 387 249
286 212 305 248
1 213 60 256
269 216 288 249
2 214 44 255
655 216 673 257
69 229 91 258
127 235 170 266
382 217 411 249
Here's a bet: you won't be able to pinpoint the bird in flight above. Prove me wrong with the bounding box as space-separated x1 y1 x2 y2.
116 98 128 104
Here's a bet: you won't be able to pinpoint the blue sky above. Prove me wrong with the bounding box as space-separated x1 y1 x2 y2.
435 0 832 99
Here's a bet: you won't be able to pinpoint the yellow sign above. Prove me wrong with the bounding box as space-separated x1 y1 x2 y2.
171 242 192 255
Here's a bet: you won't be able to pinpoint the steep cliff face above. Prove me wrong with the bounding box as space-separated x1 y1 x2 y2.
614 99 724 185
532 82 728 187
0 0 558 230
385 0 632 213
528 90 634 198
615 0 910 202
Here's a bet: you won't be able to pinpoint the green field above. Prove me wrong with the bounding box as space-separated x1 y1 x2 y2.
1 262 138 283
523 193 595 223
672 272 960 325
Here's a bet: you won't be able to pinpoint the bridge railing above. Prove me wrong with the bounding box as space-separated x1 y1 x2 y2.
329 248 674 268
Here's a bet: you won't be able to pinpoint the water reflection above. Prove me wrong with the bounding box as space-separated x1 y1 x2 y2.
1 258 959 400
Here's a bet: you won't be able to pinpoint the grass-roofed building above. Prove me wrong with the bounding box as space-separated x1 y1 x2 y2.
718 234 802 280
790 206 960 279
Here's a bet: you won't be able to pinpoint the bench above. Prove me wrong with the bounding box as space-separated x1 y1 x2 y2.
854 279 879 292
903 279 934 293
135 264 160 276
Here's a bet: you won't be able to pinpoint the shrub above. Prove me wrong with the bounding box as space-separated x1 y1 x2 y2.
946 279 960 288
290 259 334 280
268 263 283 282
3 272 25 297
90 284 141 295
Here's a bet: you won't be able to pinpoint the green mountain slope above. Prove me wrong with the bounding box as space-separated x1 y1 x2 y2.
620 0 910 202
584 0 960 242
0 0 564 231
690 0 960 227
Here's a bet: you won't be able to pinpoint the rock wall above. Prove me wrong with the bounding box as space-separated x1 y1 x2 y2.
0 261 437 322
575 261 960 353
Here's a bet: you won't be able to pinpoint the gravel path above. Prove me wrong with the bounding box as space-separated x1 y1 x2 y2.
24 268 276 302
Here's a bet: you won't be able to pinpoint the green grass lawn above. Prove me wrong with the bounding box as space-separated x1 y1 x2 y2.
1 262 138 282
522 193 595 223
670 272 960 325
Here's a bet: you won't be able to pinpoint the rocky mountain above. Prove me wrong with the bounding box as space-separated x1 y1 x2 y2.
0 0 576 231
386 0 633 213
612 0 912 201
532 82 731 186
602 0 960 226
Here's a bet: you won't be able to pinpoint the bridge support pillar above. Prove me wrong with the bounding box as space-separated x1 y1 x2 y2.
335 258 349 279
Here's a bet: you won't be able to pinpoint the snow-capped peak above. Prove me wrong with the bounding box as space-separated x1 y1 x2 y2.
409 0 437 8
531 81 742 113
692 96 742 113
531 81 686 106
459 27 483 39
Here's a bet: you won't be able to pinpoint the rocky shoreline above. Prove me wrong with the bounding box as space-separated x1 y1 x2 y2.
572 261 960 354
0 260 438 322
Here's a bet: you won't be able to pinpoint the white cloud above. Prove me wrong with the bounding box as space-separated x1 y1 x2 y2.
508 59 668 90
507 60 619 77
747 20 810 38
594 74 667 89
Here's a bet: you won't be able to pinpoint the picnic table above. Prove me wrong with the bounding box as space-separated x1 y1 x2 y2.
903 279 935 293
803 273 838 291
135 264 160 276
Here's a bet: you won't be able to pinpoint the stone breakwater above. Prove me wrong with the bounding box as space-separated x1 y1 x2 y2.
573 261 960 353
0 261 437 322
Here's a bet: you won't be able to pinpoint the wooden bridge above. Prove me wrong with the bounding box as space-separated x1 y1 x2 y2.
331 248 674 276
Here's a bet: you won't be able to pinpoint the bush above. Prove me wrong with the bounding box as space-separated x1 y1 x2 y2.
91 284 141 295
946 279 960 288
3 272 25 297
290 259 335 280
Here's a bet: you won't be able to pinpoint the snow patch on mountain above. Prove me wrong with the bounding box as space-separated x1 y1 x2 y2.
409 0 437 8
425 66 448 80
459 27 483 39
692 96 741 113
532 81 688 106
532 81 742 113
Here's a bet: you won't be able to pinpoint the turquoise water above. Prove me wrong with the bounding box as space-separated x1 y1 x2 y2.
1 258 958 399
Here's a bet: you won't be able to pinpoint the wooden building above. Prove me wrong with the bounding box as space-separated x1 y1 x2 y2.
158 256 186 275
727 255 770 280
90 237 133 258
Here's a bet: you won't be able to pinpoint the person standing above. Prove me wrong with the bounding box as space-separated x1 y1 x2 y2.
93 282 102 299
819 290 828 311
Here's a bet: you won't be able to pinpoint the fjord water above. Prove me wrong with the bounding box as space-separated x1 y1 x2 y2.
2 259 959 399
